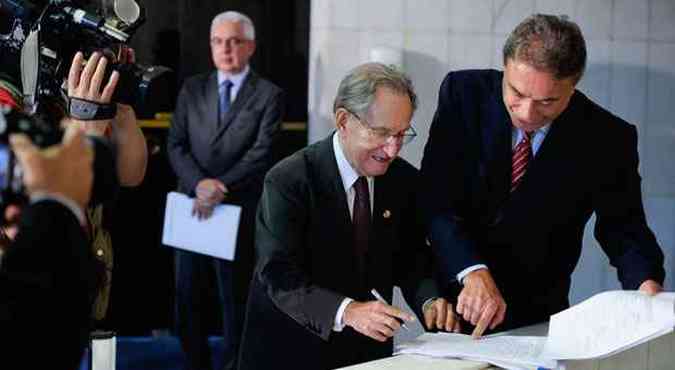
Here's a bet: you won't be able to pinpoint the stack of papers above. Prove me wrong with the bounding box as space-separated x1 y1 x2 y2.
395 291 675 370
542 291 675 359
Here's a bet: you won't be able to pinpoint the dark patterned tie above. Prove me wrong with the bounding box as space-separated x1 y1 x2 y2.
511 131 534 192
353 176 371 259
219 79 233 124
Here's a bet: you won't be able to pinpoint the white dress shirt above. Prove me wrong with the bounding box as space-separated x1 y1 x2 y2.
217 65 250 102
331 133 374 331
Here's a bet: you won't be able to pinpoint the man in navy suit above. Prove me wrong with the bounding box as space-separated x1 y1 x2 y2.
420 14 665 338
167 11 284 370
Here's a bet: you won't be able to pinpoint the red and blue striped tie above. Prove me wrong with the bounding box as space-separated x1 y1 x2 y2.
511 131 534 192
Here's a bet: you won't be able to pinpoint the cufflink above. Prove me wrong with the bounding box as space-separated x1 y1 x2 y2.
383 210 391 218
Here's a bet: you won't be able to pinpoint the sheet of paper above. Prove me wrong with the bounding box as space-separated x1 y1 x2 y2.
396 333 557 370
162 191 241 260
542 291 675 360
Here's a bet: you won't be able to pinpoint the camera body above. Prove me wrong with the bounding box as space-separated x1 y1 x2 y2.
0 105 62 206
1 0 173 117
0 105 119 216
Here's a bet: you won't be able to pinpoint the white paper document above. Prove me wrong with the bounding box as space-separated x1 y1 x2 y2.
542 290 675 360
396 333 557 370
396 290 675 370
162 191 241 260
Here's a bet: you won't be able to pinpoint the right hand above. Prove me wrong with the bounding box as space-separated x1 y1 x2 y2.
196 178 227 205
343 300 415 342
66 51 119 135
192 179 227 220
10 125 94 210
457 269 507 338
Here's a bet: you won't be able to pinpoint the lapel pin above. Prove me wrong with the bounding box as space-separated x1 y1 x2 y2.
383 210 391 219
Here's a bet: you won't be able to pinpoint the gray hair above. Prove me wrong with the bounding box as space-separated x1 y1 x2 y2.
333 62 417 118
211 11 256 40
503 14 586 82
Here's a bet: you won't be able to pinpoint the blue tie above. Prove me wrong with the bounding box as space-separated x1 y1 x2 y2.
219 80 233 124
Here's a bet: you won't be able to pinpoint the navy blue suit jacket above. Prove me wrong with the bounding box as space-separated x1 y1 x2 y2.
420 69 665 331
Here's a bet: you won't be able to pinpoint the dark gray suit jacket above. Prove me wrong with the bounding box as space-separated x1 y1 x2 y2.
238 136 440 370
167 69 284 198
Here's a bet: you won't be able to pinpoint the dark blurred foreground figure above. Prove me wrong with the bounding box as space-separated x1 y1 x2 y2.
0 123 98 370
238 63 459 370
421 14 665 338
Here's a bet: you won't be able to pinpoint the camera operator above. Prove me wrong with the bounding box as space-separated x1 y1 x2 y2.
0 124 99 370
64 49 148 322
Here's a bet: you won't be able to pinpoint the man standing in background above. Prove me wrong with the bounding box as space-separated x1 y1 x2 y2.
421 14 665 338
168 10 284 370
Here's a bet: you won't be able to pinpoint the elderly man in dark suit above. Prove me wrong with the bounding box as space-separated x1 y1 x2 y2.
238 63 459 370
421 14 665 338
167 10 284 370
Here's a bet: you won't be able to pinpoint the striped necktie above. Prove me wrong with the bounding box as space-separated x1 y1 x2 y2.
511 131 534 192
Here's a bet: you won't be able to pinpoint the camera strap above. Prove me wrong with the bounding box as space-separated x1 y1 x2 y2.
69 98 117 121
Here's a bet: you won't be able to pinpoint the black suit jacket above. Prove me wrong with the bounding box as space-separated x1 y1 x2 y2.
0 200 97 370
167 69 284 198
420 69 665 331
238 136 439 370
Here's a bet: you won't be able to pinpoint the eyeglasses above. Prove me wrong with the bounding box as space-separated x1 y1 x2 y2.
345 109 417 146
210 36 248 48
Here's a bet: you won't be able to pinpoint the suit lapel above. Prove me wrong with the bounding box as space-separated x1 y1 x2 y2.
313 135 353 244
215 71 259 138
204 72 220 138
480 75 512 208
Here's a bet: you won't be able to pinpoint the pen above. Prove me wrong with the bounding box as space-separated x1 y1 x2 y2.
370 289 410 331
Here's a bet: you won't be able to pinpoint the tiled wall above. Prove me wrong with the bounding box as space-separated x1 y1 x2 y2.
308 0 675 304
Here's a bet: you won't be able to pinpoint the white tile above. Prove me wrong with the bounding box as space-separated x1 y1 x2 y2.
402 33 450 167
613 0 648 40
310 0 333 29
448 34 494 70
492 34 509 70
494 0 536 35
576 40 611 108
650 0 675 42
535 0 575 17
609 41 648 128
359 31 405 65
644 130 675 197
574 0 612 40
333 0 360 29
404 0 450 31
448 0 493 33
358 0 404 31
647 43 675 127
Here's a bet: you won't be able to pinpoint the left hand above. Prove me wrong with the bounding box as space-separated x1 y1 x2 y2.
192 198 215 220
66 51 119 134
639 279 663 296
423 298 461 333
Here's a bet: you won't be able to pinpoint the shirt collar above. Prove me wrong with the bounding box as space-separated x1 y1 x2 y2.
333 132 361 192
513 122 552 142
217 65 250 88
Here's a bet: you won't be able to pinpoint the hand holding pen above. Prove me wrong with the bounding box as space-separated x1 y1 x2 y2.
342 289 416 342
